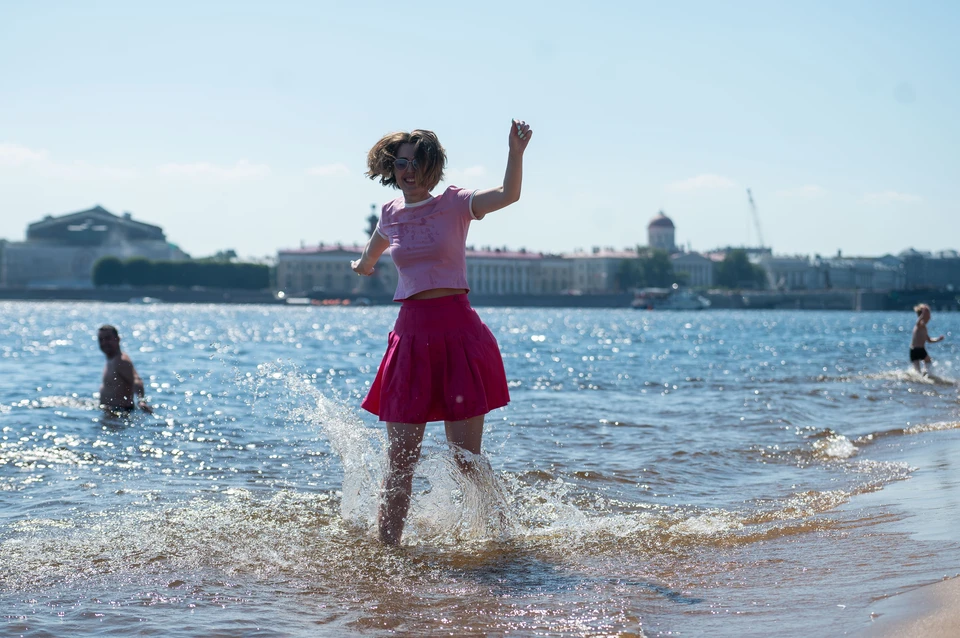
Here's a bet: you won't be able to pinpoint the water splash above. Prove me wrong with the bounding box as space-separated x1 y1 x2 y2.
285 373 385 532
812 434 858 459
851 369 958 387
409 448 521 544
273 366 522 543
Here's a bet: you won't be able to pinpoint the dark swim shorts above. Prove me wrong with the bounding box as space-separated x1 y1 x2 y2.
909 347 928 362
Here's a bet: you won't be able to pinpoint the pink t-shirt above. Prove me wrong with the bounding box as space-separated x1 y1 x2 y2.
376 185 478 301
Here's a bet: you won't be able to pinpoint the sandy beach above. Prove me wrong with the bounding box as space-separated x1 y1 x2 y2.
864 576 960 637
858 422 960 637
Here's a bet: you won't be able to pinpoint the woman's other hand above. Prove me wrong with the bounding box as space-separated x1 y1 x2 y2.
351 259 374 276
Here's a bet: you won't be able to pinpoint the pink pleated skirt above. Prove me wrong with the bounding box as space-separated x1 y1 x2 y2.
361 294 510 423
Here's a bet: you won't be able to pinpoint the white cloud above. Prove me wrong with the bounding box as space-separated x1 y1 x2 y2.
158 159 271 180
776 185 826 198
665 173 737 192
50 162 139 180
0 142 137 179
0 143 49 167
306 163 351 177
863 190 922 204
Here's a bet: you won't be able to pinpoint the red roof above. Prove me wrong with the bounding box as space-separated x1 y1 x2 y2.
466 249 541 259
278 244 362 255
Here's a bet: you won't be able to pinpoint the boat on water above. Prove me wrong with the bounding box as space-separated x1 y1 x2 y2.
631 285 711 310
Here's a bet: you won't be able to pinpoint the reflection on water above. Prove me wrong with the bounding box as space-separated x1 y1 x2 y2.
1 303 959 636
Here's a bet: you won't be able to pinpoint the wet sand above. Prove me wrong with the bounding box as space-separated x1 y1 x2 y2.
858 424 960 637
863 576 960 637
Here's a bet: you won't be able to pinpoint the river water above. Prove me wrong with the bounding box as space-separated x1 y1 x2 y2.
2 302 958 637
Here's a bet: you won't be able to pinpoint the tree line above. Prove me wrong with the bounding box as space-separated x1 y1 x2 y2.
617 248 767 290
92 257 270 290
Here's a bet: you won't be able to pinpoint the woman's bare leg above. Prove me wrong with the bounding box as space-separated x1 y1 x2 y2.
444 413 512 533
379 422 426 545
444 414 485 467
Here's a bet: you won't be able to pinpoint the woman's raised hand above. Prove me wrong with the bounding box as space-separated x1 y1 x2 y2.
509 119 533 154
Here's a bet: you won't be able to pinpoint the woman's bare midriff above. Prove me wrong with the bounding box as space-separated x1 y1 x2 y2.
406 288 468 300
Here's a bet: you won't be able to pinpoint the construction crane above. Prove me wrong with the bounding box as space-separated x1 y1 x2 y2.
746 188 765 249
746 188 779 289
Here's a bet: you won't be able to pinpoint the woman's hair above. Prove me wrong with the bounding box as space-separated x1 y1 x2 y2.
914 303 930 316
366 129 446 191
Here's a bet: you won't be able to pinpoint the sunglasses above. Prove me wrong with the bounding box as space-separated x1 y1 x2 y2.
393 158 418 171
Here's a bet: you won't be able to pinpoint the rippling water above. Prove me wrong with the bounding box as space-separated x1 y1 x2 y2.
2 302 959 636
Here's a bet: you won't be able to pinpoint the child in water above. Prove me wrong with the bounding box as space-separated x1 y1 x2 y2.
351 119 532 545
910 303 945 375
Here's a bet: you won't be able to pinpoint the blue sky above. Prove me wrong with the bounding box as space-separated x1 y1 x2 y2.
1 1 957 259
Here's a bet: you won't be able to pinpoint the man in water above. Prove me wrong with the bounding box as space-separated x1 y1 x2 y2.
97 325 152 414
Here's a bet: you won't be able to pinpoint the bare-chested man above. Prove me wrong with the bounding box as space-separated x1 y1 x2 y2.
910 303 945 375
97 325 152 413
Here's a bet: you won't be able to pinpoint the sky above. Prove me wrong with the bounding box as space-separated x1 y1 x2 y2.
1 1 957 260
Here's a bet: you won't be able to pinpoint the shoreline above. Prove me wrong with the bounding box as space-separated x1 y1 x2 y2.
856 426 960 636
0 288 953 310
863 576 960 637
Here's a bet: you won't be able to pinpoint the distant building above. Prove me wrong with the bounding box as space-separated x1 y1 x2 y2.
647 211 676 253
815 255 905 291
276 245 586 296
535 254 574 294
899 249 960 290
747 253 905 291
671 252 715 287
755 254 817 290
276 244 389 296
567 247 638 293
467 248 541 295
0 206 188 288
277 209 683 297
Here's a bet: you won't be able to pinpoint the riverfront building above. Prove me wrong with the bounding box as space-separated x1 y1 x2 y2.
277 245 574 296
275 210 955 297
0 206 188 288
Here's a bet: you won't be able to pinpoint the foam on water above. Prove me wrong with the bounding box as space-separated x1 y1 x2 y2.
812 433 859 459
849 368 959 387
904 420 960 435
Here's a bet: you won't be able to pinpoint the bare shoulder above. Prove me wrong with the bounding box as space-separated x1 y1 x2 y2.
116 355 137 376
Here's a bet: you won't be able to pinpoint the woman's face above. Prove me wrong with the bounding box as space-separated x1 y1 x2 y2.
393 142 431 202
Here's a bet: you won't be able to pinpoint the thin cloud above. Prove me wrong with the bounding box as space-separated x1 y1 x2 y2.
777 185 826 198
49 162 139 180
306 163 351 177
158 160 271 180
0 142 137 179
666 174 736 192
0 143 49 166
863 190 922 204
